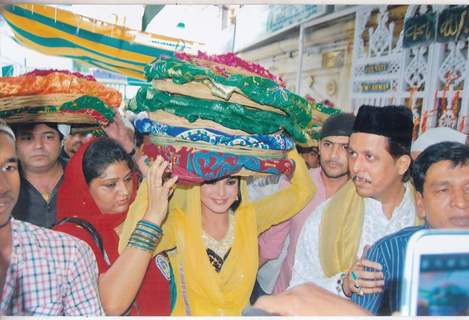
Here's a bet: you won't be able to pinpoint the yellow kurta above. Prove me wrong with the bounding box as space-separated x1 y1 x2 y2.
119 150 315 315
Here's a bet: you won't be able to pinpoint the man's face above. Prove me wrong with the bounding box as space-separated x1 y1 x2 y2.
416 160 469 229
319 135 350 178
64 132 87 156
16 124 61 173
0 133 20 219
301 149 320 169
348 132 410 200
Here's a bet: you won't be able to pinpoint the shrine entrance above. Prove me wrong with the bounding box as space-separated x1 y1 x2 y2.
350 5 469 137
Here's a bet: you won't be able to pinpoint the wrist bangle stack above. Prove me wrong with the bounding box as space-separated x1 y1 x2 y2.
337 272 351 298
127 219 163 253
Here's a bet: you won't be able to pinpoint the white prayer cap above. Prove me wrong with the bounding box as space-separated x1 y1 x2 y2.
57 124 71 138
411 127 467 153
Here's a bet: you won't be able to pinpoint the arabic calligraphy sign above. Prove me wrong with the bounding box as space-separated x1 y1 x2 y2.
437 6 469 43
403 6 469 48
403 12 436 48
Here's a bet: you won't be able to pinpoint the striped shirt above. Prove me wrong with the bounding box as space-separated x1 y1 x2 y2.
0 219 104 316
351 224 428 315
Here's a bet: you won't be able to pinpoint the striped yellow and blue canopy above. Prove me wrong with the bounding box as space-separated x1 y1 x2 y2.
1 4 198 81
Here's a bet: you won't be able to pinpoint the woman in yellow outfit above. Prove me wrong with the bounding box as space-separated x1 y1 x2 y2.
119 150 314 315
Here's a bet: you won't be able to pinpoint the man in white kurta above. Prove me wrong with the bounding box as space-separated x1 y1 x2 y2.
290 181 416 294
290 105 419 298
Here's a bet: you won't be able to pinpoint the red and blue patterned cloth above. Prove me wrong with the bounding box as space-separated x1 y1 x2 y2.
143 144 295 184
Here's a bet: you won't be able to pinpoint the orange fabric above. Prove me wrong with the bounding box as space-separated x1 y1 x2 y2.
0 71 122 107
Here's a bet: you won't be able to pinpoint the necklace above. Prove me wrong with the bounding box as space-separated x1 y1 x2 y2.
202 214 235 259
0 215 12 229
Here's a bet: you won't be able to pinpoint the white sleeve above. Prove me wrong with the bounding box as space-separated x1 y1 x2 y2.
289 200 343 295
247 175 284 202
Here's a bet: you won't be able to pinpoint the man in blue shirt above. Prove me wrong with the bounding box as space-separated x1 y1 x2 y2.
352 141 469 315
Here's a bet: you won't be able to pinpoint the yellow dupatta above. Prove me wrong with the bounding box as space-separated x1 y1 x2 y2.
118 149 315 315
319 181 421 277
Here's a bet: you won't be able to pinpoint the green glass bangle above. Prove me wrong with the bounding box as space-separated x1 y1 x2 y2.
129 236 155 247
138 219 162 233
134 227 161 240
129 238 154 247
136 225 162 238
131 233 157 245
128 240 154 253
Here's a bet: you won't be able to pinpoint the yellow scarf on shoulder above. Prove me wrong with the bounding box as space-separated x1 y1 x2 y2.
319 181 420 277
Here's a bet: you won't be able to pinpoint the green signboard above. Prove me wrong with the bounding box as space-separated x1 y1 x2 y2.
437 6 469 43
403 6 469 47
403 12 436 48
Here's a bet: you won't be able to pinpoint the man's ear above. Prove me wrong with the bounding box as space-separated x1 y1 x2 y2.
415 191 426 219
397 154 412 176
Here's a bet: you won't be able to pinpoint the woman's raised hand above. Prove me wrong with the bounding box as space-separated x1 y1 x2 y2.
143 156 178 226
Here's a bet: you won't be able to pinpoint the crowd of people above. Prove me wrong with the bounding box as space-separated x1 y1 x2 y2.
1 102 468 316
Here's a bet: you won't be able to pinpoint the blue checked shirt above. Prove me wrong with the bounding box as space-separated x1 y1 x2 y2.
0 219 104 316
351 224 428 315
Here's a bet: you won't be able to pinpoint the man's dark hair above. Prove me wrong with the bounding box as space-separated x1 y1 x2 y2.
296 144 318 155
83 137 136 184
203 176 242 212
386 137 412 182
11 122 64 140
412 141 469 193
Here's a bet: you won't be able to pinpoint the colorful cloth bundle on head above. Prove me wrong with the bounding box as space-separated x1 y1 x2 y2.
127 54 336 183
305 124 322 147
304 95 341 147
0 70 121 130
175 51 287 88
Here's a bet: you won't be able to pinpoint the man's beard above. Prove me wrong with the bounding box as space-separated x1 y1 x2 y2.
321 160 348 179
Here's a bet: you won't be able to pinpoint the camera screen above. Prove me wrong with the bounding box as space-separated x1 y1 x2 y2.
417 253 469 316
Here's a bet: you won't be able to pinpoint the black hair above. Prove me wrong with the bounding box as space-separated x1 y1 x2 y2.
11 122 64 140
203 176 242 212
135 130 145 148
296 144 319 154
412 141 469 193
83 137 136 184
386 137 412 182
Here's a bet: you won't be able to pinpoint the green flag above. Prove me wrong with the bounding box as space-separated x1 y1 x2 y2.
141 5 164 31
